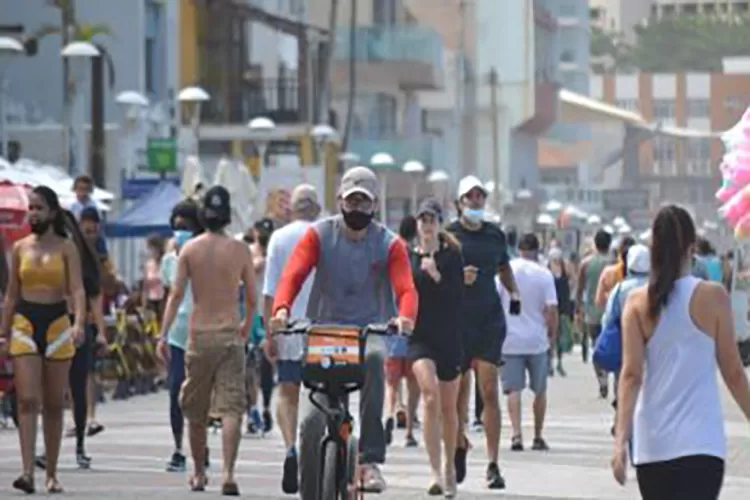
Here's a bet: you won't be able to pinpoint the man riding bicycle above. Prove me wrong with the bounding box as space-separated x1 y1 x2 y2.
270 167 418 498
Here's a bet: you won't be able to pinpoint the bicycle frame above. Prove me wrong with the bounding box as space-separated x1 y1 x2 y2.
309 381 356 500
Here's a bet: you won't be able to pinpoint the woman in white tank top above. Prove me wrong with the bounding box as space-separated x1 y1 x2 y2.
612 205 750 500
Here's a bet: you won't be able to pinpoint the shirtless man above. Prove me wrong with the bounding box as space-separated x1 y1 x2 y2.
159 186 255 495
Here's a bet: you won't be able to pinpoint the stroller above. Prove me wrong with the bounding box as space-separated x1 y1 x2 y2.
0 354 17 428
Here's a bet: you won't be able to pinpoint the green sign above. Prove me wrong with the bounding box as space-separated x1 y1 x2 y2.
147 139 177 173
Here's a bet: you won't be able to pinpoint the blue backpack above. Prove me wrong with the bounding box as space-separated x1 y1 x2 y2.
594 284 623 373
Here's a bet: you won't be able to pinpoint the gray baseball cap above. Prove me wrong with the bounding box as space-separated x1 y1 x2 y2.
338 166 378 200
290 184 320 212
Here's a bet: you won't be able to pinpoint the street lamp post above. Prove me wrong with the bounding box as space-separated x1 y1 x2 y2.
339 151 360 171
402 160 426 213
115 91 150 177
370 152 395 223
178 86 210 156
0 37 23 161
427 169 450 213
61 41 100 176
248 116 276 173
311 123 337 165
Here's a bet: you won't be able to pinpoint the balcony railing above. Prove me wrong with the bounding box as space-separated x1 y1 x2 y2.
349 136 437 170
333 25 443 69
201 77 304 124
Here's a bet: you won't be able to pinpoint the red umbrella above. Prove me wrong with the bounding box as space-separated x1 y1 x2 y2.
0 181 30 245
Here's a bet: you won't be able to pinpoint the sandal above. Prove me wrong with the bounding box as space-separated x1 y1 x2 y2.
221 481 240 496
189 475 208 492
46 477 64 494
12 474 35 494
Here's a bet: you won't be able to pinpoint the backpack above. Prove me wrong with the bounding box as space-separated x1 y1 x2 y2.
594 283 623 373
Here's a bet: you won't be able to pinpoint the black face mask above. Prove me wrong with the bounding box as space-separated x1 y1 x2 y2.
29 219 51 235
341 209 374 231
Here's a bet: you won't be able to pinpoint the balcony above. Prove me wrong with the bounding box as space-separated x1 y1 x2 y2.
331 25 444 90
348 135 439 171
201 77 306 124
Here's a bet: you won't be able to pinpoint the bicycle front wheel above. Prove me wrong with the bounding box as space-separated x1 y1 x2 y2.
321 439 340 500
343 436 359 500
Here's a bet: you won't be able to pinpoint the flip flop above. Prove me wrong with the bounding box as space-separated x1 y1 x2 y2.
221 481 240 496
189 475 208 492
12 474 35 494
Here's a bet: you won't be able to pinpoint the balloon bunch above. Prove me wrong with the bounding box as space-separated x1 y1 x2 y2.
717 107 750 240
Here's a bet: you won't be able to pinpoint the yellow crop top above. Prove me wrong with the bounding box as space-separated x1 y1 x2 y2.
19 252 66 293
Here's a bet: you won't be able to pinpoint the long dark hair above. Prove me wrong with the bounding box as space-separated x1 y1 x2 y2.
32 186 101 298
619 236 636 277
647 205 696 320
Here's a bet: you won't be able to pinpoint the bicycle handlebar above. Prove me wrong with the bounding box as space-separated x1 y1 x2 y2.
274 321 402 337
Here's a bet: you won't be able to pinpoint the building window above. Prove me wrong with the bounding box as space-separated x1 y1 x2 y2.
687 138 712 176
373 0 396 25
615 99 639 111
652 99 675 120
687 99 709 118
653 137 676 176
725 96 744 111
559 1 577 17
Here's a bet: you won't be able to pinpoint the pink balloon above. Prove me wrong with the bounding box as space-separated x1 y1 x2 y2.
719 186 750 226
736 213 750 240
716 184 739 203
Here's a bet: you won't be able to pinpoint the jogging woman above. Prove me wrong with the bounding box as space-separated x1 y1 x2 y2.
408 199 464 497
1 186 93 494
613 205 750 499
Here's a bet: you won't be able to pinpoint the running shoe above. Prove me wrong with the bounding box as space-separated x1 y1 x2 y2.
87 422 105 437
262 409 273 433
76 451 92 469
359 464 386 493
405 434 418 448
35 455 46 470
531 437 549 451
384 417 394 446
281 448 299 494
486 462 506 489
510 435 524 452
166 451 187 472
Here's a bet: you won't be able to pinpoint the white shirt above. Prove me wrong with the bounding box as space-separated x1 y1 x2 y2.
68 198 101 221
263 219 316 360
497 257 557 355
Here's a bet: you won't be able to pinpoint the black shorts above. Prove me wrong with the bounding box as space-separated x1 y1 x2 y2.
407 341 461 382
460 306 506 372
636 455 724 500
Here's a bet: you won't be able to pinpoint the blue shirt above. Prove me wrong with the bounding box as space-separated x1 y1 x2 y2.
160 252 193 350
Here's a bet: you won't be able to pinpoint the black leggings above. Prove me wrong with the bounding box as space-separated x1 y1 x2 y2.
69 334 92 453
636 455 724 500
259 352 274 410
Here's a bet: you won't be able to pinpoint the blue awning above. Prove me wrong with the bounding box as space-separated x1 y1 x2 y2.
105 181 184 238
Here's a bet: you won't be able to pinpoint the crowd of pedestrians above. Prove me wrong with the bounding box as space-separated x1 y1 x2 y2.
2 168 750 500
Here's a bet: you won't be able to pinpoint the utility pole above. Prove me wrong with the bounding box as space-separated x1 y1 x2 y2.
316 0 340 125
489 66 502 216
455 0 466 178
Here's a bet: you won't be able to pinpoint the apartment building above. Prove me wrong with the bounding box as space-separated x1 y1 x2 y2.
589 71 749 212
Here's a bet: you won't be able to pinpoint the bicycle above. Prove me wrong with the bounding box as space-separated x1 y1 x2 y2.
276 321 400 500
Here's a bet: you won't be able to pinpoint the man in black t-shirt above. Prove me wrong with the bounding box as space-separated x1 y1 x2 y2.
447 175 521 490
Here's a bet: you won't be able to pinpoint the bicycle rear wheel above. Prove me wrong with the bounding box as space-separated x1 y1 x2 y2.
321 439 340 500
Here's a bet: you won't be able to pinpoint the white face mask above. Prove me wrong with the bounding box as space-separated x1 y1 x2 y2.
463 208 485 223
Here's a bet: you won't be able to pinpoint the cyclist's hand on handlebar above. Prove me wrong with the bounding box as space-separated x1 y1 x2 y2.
394 316 415 335
269 308 289 334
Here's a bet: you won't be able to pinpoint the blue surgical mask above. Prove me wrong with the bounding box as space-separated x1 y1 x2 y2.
463 208 485 223
173 230 193 249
